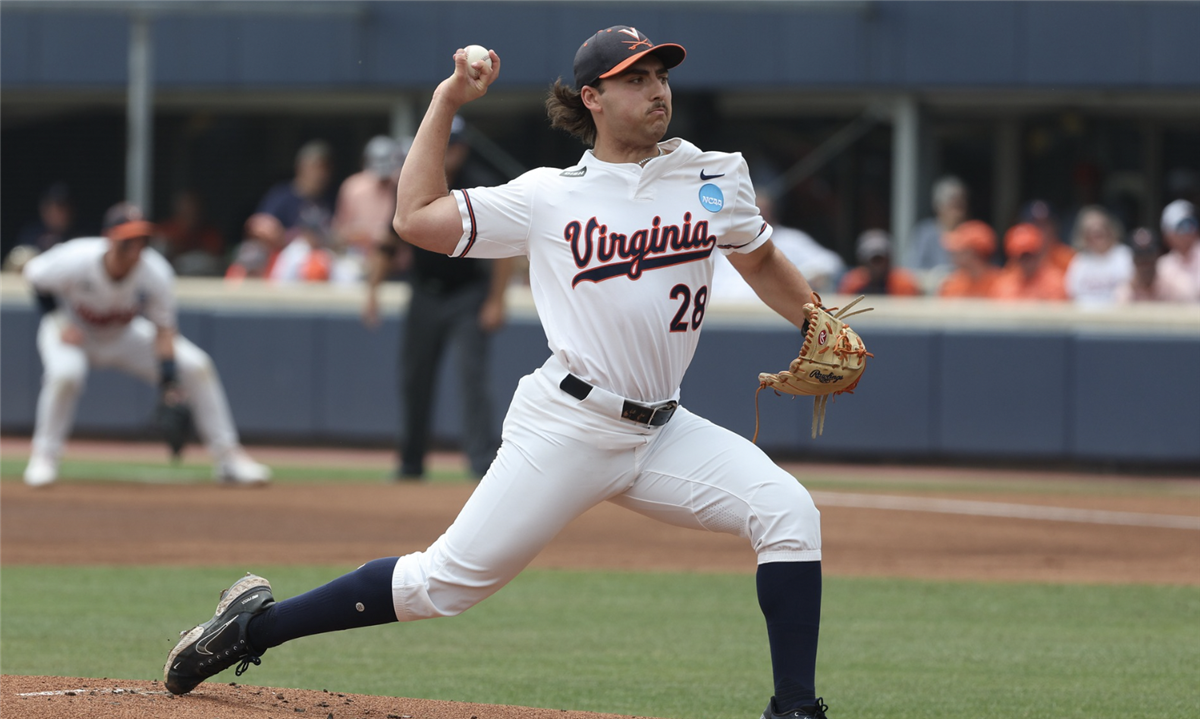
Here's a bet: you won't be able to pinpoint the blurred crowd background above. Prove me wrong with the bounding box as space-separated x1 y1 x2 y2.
2 0 1199 307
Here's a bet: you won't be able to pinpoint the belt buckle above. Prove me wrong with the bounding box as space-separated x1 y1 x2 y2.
619 398 678 427
646 400 678 427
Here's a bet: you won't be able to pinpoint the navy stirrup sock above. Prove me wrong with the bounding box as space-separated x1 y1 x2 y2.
247 557 400 652
757 560 822 713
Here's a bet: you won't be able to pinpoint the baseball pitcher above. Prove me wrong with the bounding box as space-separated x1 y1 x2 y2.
165 26 873 719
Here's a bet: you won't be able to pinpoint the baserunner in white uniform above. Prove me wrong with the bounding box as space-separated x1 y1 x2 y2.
165 27 831 719
22 202 271 487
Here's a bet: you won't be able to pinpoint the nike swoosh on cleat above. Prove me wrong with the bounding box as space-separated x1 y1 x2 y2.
196 618 238 656
700 170 725 180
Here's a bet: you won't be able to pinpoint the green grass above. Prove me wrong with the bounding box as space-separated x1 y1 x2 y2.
0 456 475 484
2 566 1197 718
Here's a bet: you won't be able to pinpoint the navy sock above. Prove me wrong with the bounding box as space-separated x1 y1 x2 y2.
247 557 399 652
757 560 822 713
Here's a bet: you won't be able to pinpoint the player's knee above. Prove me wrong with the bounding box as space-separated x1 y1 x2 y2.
177 349 215 382
752 481 822 557
44 363 87 395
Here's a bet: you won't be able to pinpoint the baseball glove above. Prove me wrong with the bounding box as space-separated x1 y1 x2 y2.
755 293 873 440
156 389 194 463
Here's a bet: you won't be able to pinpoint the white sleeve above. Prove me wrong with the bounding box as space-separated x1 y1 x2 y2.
140 251 178 330
22 243 78 294
717 157 771 254
450 171 538 259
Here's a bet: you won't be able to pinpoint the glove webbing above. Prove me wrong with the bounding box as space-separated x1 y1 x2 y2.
752 295 874 443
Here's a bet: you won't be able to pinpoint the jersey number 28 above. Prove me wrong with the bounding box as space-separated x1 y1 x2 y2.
669 283 708 332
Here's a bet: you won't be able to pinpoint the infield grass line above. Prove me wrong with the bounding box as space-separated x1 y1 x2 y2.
5 456 1196 530
0 456 475 484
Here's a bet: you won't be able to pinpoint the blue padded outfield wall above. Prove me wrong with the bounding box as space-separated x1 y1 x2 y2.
1 279 1198 468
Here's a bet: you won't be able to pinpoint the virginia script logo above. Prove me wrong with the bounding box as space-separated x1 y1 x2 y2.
73 303 138 327
565 213 716 286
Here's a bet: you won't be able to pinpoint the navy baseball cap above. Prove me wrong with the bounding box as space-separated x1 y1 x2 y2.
102 201 155 241
573 25 686 90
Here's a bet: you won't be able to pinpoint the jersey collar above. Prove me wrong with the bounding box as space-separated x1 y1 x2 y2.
580 137 688 169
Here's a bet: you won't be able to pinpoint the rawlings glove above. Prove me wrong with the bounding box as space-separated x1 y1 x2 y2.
156 359 194 462
756 293 873 440
157 392 194 463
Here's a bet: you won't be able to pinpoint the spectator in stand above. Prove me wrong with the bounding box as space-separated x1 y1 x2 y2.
990 223 1068 301
838 230 921 296
17 182 78 252
902 175 968 288
937 220 1001 299
225 213 286 282
1115 228 1188 303
1059 161 1104 243
712 192 844 301
335 135 404 293
256 139 336 234
1157 199 1200 302
1063 205 1133 308
157 189 226 277
7 183 78 271
269 208 335 284
1019 199 1074 273
755 193 844 294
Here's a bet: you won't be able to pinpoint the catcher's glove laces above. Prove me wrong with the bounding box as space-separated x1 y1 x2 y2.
754 293 874 442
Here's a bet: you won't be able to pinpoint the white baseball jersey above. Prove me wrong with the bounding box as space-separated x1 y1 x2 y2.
388 138 822 633
23 237 177 340
452 137 770 402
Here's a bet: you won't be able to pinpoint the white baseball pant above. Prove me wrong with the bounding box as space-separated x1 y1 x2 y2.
390 354 821 621
32 313 242 462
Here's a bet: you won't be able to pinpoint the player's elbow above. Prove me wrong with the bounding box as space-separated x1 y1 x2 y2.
391 204 431 248
392 202 460 256
391 212 408 243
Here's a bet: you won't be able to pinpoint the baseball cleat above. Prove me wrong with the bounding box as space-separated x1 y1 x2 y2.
761 697 830 719
214 450 272 485
23 454 58 487
164 573 275 695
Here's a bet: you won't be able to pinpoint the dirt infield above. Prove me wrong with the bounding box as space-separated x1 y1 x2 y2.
0 674 647 719
3 439 1198 583
3 438 1199 718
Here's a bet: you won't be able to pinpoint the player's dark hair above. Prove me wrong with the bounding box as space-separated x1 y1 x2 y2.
546 78 599 148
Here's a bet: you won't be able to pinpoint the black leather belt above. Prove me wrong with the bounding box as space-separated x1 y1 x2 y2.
559 374 678 427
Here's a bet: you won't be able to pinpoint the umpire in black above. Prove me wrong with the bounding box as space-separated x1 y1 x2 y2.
397 116 515 480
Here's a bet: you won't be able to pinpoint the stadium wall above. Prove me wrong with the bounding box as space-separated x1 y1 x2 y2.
2 278 1197 469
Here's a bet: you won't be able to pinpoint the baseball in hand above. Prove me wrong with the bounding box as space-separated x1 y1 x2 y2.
464 45 492 78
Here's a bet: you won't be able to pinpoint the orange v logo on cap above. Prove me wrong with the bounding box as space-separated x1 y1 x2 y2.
619 27 652 52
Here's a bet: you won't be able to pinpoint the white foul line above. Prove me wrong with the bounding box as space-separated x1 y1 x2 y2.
16 687 170 697
810 492 1200 530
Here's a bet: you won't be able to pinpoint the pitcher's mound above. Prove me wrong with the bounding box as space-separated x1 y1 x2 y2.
1 675 656 719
